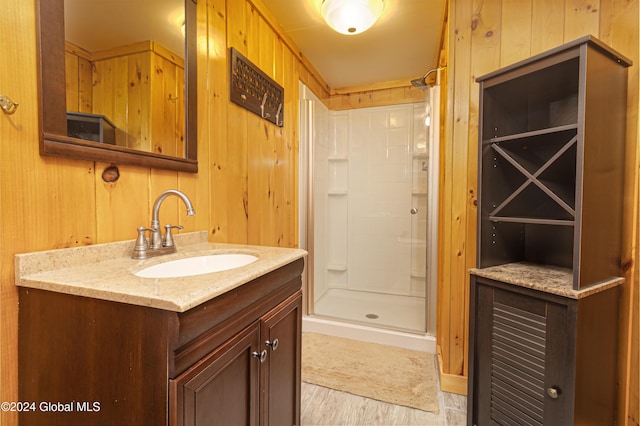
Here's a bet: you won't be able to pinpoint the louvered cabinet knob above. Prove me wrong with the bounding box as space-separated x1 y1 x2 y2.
546 387 560 399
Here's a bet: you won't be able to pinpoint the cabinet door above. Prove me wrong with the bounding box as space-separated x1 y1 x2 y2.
471 280 572 426
170 322 261 426
260 291 302 426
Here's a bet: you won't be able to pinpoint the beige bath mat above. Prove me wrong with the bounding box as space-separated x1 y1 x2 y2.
301 333 439 414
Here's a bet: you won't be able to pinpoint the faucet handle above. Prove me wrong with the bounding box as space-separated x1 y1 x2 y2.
163 224 183 248
132 227 153 259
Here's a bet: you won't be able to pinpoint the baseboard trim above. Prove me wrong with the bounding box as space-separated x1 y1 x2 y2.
436 344 468 395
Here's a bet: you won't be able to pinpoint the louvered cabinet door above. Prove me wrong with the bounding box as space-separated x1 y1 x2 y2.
469 277 574 426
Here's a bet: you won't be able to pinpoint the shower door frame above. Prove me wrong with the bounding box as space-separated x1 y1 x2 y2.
299 93 315 316
298 83 440 336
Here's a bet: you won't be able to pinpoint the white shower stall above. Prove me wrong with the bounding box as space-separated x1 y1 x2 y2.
299 82 440 350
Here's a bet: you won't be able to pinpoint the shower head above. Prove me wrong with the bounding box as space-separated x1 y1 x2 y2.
411 77 429 89
410 67 444 90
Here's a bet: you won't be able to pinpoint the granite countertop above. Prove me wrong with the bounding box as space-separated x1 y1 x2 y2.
469 262 624 299
15 231 307 312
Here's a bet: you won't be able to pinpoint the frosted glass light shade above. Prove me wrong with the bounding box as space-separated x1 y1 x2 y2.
321 0 384 35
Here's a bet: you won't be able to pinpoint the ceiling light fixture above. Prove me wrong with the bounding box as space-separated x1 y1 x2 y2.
321 0 384 35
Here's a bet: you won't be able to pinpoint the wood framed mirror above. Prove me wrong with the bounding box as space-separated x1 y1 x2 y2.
37 0 198 172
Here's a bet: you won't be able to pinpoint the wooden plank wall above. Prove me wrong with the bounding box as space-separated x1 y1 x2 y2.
65 42 93 113
328 84 429 110
0 0 325 424
440 0 639 423
67 41 186 154
210 0 331 246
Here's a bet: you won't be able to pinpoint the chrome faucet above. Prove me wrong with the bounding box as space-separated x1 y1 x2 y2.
132 189 196 259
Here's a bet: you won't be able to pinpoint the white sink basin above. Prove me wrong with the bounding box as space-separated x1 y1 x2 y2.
135 254 258 278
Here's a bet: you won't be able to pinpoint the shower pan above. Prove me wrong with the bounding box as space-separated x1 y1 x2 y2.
299 82 440 350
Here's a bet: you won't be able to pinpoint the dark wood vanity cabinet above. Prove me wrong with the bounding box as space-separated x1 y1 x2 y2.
170 292 302 426
171 322 261 426
468 36 630 425
468 276 619 425
18 258 304 426
260 292 302 426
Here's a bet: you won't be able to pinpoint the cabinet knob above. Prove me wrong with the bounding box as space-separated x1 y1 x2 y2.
546 386 560 399
266 338 279 351
410 208 419 214
252 350 267 363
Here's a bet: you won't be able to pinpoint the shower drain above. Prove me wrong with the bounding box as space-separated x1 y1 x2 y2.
365 313 379 319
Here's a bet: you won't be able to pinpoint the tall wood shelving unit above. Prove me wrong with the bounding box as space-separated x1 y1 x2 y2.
467 36 631 426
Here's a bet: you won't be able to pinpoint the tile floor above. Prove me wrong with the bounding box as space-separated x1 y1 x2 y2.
300 354 467 425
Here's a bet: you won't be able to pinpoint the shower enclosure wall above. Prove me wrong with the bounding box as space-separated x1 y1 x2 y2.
300 83 439 345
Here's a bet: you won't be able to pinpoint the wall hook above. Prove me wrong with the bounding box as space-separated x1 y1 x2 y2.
0 95 19 115
167 93 178 103
260 92 270 119
275 103 283 127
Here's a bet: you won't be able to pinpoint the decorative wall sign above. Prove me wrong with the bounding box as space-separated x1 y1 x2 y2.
230 47 284 127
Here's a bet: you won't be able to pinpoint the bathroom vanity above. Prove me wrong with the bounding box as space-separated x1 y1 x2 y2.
15 232 306 426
